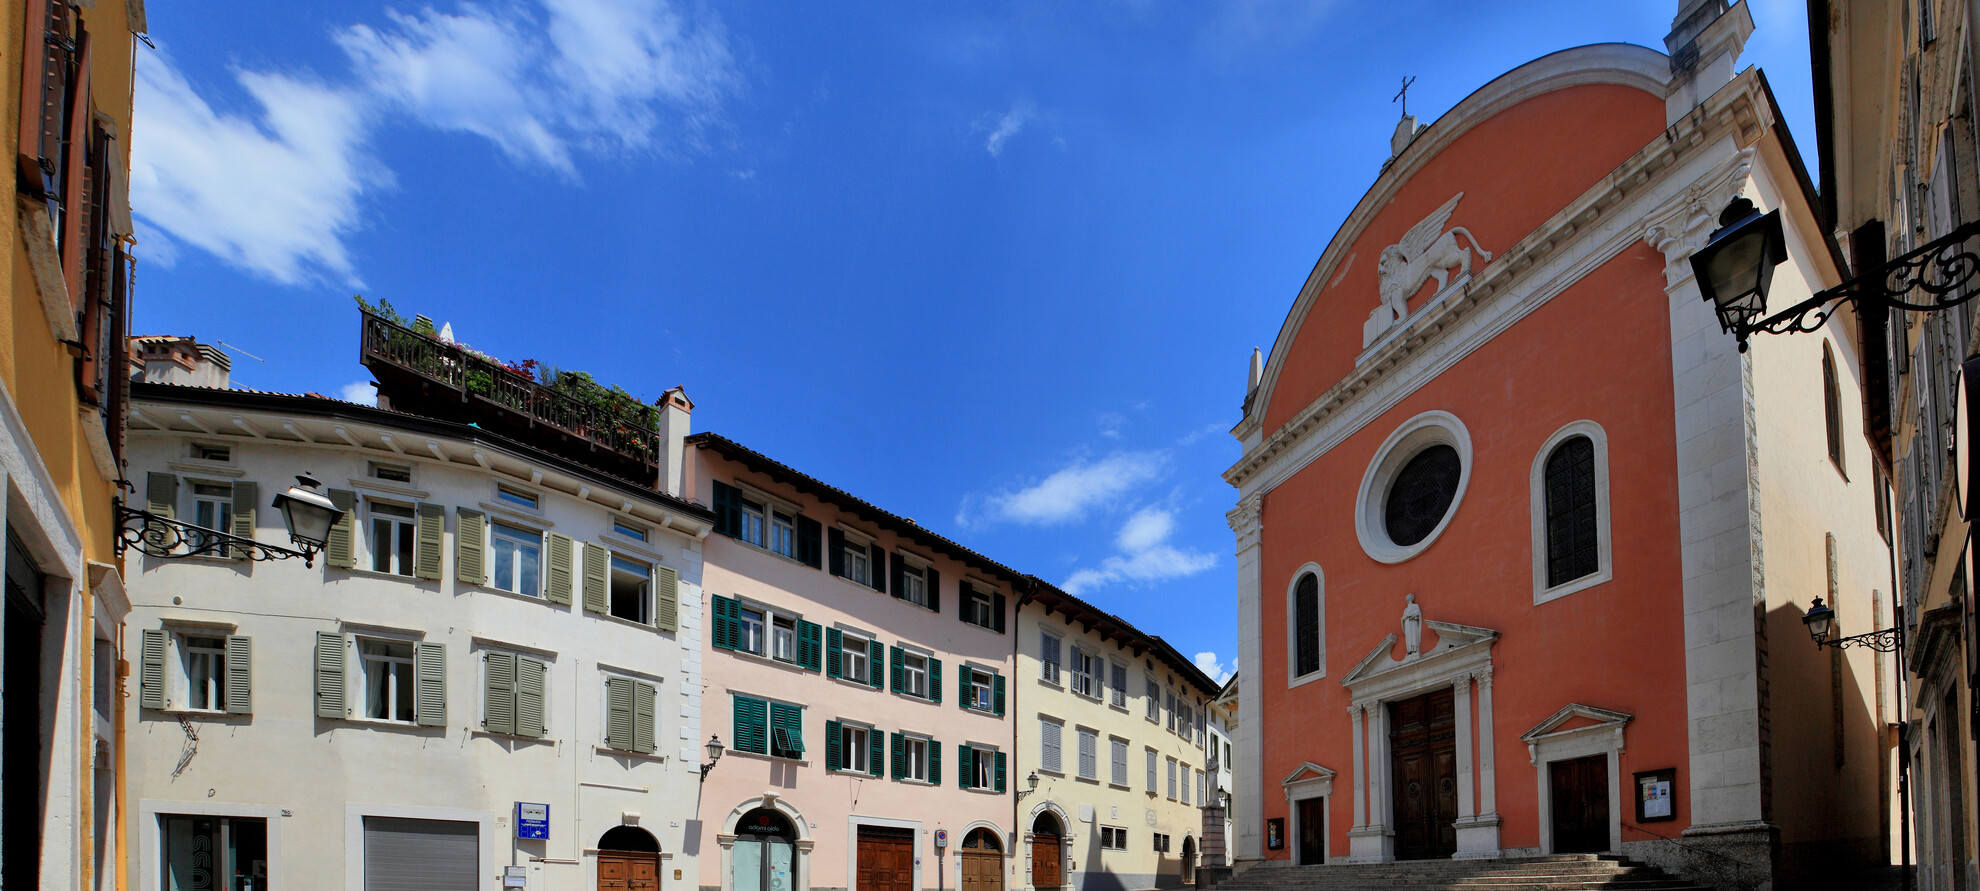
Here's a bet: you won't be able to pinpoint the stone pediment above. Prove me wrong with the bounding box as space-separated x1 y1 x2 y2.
1281 762 1336 786
1341 620 1499 693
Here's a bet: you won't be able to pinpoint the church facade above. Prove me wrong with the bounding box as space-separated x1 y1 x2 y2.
1224 4 1898 890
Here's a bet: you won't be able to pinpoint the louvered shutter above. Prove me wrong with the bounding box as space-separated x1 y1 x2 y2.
797 620 822 671
958 744 974 789
891 553 906 600
224 635 252 714
414 503 445 580
1112 738 1128 786
795 515 822 568
325 489 358 569
869 542 887 592
227 481 257 560
1111 662 1127 705
1070 646 1085 695
582 542 609 613
995 751 1007 792
654 565 679 631
928 658 942 703
545 533 575 605
957 580 973 626
516 656 547 738
16 0 56 187
828 528 846 577
315 631 346 718
605 678 634 750
890 646 905 693
413 642 446 727
57 30 89 300
1041 720 1061 773
770 702 804 754
868 639 884 689
992 592 1007 633
633 681 656 754
957 665 972 708
929 737 942 785
144 472 177 549
868 727 884 777
826 719 843 771
927 567 941 613
484 652 517 735
711 596 738 651
734 695 769 754
138 628 166 709
891 732 906 779
1042 634 1061 681
993 673 1006 716
712 481 739 537
826 628 843 679
456 508 487 585
1147 749 1157 791
1079 729 1096 779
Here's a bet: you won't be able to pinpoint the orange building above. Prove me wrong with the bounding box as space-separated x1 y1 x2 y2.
1224 4 1897 890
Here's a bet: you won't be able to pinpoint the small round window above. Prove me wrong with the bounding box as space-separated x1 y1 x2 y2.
1384 445 1462 546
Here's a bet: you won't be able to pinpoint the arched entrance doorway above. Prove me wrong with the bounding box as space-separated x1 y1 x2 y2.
734 808 797 891
1029 813 1063 890
960 828 1004 891
598 826 661 891
1179 836 1196 886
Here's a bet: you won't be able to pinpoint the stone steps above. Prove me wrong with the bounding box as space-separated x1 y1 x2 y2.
1207 856 1712 891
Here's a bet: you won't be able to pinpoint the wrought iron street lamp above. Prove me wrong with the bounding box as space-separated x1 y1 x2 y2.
1801 597 1903 653
1014 771 1041 802
1691 198 1786 341
116 473 346 567
700 735 725 782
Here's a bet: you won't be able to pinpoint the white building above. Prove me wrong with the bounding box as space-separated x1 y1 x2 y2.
120 354 712 891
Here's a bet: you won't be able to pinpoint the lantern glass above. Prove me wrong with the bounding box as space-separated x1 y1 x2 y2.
1689 199 1786 337
1802 597 1836 642
272 475 343 549
1027 771 1040 792
706 735 725 763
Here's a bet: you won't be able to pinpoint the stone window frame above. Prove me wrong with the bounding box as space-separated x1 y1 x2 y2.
1354 410 1473 564
1529 420 1614 606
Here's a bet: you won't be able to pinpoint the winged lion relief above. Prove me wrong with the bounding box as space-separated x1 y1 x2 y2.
1362 192 1492 349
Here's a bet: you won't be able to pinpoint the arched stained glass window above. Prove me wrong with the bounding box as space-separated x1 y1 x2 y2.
1293 573 1320 677
1544 436 1598 587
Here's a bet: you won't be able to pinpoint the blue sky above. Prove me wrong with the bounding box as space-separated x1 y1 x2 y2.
130 0 1816 683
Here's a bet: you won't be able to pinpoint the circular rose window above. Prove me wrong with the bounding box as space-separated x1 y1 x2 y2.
1355 411 1472 564
1384 444 1462 546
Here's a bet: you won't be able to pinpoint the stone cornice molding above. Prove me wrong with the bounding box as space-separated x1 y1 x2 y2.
1225 494 1262 553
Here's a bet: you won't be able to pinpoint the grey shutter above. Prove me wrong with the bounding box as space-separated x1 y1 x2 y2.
516 656 547 738
633 681 657 754
325 489 358 569
413 642 446 727
1079 729 1096 778
1042 720 1061 773
138 628 166 709
1112 738 1128 786
484 651 517 735
144 472 177 549
605 678 634 750
582 542 609 614
545 533 575 605
227 480 257 560
224 635 252 714
868 638 885 689
414 502 445 580
456 508 487 586
362 816 479 891
315 631 346 718
654 564 679 631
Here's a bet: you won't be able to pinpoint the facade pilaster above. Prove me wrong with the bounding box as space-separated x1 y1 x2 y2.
1227 494 1266 863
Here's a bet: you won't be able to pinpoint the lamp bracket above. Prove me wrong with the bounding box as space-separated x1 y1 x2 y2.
114 502 318 566
1816 626 1903 653
1737 219 1980 349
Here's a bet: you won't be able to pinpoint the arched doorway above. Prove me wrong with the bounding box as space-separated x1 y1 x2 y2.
1180 836 1197 886
960 828 1004 891
1029 813 1062 890
598 826 662 891
734 808 797 891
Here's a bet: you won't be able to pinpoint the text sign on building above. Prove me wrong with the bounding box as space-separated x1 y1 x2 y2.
516 802 550 840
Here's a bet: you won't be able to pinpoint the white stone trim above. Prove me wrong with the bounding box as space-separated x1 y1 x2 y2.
1354 411 1472 564
1282 763 1336 863
1522 705 1631 855
1529 420 1614 604
1285 562 1326 688
718 795 813 891
341 801 498 891
846 814 923 891
1022 799 1075 891
138 799 287 891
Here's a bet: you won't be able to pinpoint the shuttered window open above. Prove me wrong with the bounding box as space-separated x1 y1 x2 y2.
455 508 487 586
224 635 252 714
139 628 166 709
545 533 575 605
581 541 609 614
413 642 446 727
654 565 680 631
315 631 347 718
325 489 358 569
144 472 177 549
414 503 445 580
733 695 769 754
227 481 257 561
796 619 822 671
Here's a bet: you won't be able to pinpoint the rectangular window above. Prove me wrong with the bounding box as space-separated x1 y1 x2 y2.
1077 727 1098 780
1147 748 1158 792
770 510 795 557
490 522 542 596
1154 833 1170 853
613 520 648 542
902 735 929 782
845 542 871 585
903 651 929 698
1110 737 1129 787
964 589 995 628
370 462 412 482
1040 632 1061 683
738 496 766 547
770 702 804 759
191 482 233 551
181 634 227 711
368 501 417 576
901 562 928 606
1166 690 1177 731
772 615 797 662
160 814 267 891
839 633 871 683
1109 661 1127 708
608 556 651 624
1041 719 1064 773
496 485 539 510
603 676 658 753
1100 826 1126 851
360 638 417 723
738 607 767 656
1146 677 1160 721
192 443 232 462
839 723 870 773
1167 757 1178 800
1071 647 1099 698
1197 769 1207 806
969 670 994 710
971 746 996 789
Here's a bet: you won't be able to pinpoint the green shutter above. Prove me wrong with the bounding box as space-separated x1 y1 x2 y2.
712 481 739 537
797 620 822 671
826 719 843 771
891 732 905 779
711 595 737 651
582 541 609 614
958 666 971 709
414 502 445 580
634 681 657 754
516 656 547 738
545 533 575 605
927 567 941 613
605 678 634 750
929 659 942 704
770 702 804 754
325 489 357 569
138 629 166 709
958 744 974 789
654 565 679 632
413 642 446 727
227 481 257 560
224 635 252 714
825 628 843 679
456 508 487 586
994 674 1006 716
869 727 884 777
996 751 1007 792
868 639 884 690
315 631 346 718
145 472 177 550
929 738 942 785
734 695 769 754
890 646 905 694
795 515 822 568
484 652 517 735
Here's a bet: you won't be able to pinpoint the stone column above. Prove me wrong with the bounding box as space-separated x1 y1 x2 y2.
717 835 738 891
1350 703 1367 830
1476 673 1498 818
1453 672 1502 859
794 839 814 891
1227 495 1266 864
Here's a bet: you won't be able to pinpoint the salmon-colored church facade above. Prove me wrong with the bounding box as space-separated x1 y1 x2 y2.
1225 5 1897 890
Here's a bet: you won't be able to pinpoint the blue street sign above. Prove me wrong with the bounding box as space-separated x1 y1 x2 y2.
516 802 550 840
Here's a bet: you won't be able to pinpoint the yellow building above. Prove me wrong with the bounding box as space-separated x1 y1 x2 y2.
1016 583 1224 891
0 0 142 889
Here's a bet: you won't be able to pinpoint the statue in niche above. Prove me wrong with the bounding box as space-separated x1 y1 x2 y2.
1401 594 1423 658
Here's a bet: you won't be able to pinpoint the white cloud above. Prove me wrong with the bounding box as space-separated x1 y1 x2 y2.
338 380 376 404
978 101 1034 157
131 51 376 286
960 451 1165 527
1116 505 1173 552
1062 506 1215 594
1193 652 1233 685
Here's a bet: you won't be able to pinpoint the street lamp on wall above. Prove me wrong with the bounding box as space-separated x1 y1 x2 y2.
700 735 725 782
1691 198 1785 342
116 474 347 567
1802 597 1903 653
1014 771 1041 802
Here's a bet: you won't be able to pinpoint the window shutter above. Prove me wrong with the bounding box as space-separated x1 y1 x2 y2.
868 639 885 689
890 553 906 601
227 481 257 560
144 472 177 549
456 508 487 586
825 627 843 679
326 489 358 569
957 580 973 625
484 651 517 735
770 702 804 754
992 592 1007 633
797 620 822 671
826 719 843 770
1112 662 1127 699
413 642 446 727
581 541 609 614
224 635 252 714
545 533 575 605
57 30 90 300
138 628 166 709
927 567 941 613
605 678 634 750
828 528 846 577
1070 646 1085 693
633 681 657 754
928 658 942 703
315 631 346 718
868 727 884 777
15 0 55 187
711 595 738 651
734 695 769 755
795 515 823 568
957 665 972 708
654 565 679 631
869 542 887 592
1042 721 1061 773
414 502 445 580
1079 730 1096 778
516 656 546 738
1112 739 1128 786
891 732 905 779
958 744 974 789
929 738 942 785
1148 749 1157 791
993 673 1006 716
712 480 739 537
890 646 905 694
995 751 1007 792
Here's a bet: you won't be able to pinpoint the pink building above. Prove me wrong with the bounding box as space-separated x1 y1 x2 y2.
690 434 1019 891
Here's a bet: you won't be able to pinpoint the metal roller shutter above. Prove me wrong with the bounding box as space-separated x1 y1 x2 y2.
362 816 479 891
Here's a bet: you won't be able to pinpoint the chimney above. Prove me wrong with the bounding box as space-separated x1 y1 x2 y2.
656 386 693 498
1663 0 1753 125
131 336 230 388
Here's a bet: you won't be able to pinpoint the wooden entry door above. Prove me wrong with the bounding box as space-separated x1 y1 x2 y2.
1390 689 1458 860
1296 798 1325 865
961 850 1002 891
599 853 660 891
1031 833 1063 889
857 826 915 891
1549 754 1609 853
